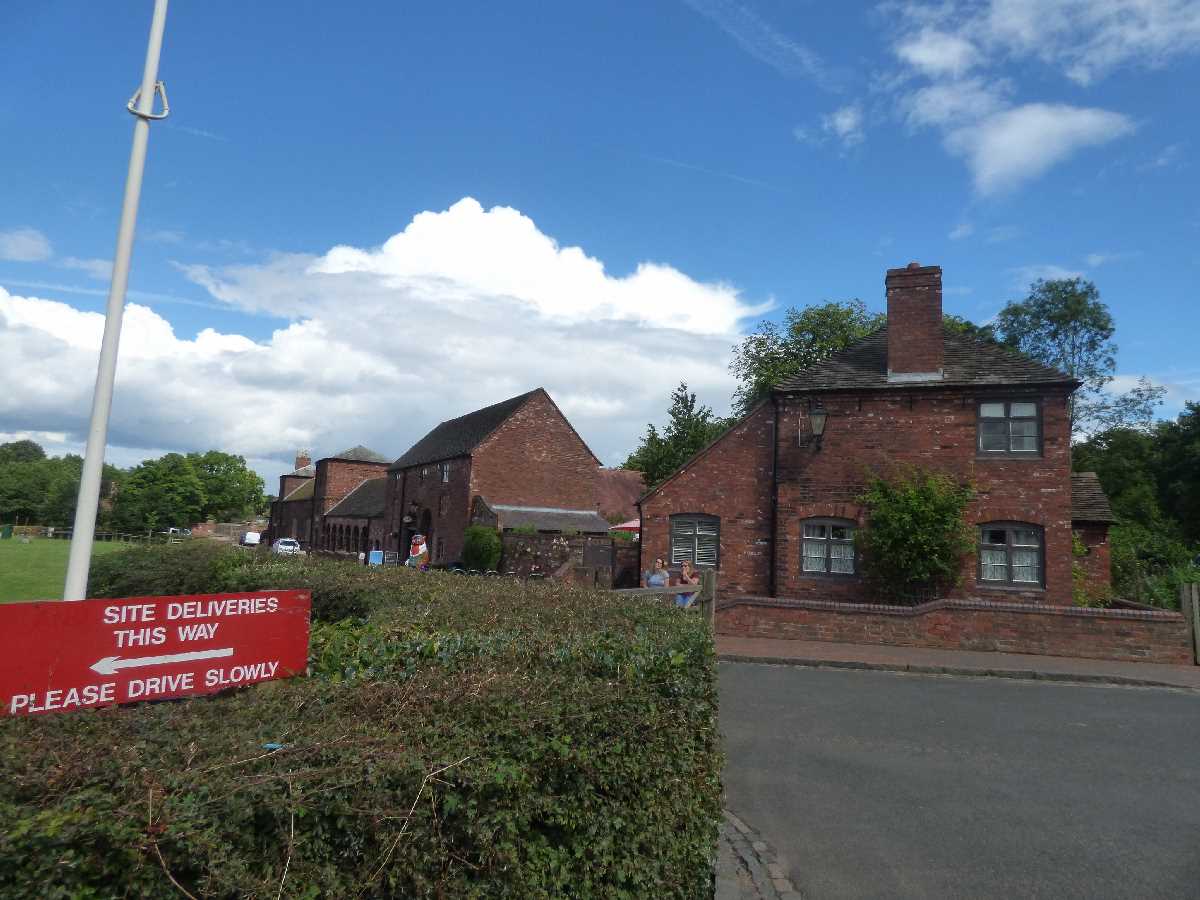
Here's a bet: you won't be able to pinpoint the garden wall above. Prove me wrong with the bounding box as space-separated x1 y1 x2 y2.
717 596 1195 665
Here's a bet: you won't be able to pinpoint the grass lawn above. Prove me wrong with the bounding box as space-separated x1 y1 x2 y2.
0 539 126 603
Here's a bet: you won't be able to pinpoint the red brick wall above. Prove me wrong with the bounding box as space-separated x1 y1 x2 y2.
1075 523 1113 595
273 499 313 544
386 458 473 563
314 460 390 515
886 264 943 375
470 391 601 511
323 516 384 553
718 597 1193 665
775 386 1076 604
278 474 309 500
640 403 775 597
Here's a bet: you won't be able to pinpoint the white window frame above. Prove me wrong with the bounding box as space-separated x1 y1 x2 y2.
978 523 1044 587
801 518 857 576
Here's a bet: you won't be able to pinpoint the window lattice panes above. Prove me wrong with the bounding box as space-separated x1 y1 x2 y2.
801 520 856 575
979 524 1043 586
978 401 1041 454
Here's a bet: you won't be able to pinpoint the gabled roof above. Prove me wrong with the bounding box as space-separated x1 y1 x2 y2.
1071 472 1115 523
287 464 315 477
491 504 611 534
325 477 387 518
775 327 1078 393
390 389 540 470
323 445 390 464
281 479 314 502
597 468 645 522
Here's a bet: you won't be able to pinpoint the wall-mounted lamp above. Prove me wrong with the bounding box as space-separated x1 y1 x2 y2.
808 408 828 450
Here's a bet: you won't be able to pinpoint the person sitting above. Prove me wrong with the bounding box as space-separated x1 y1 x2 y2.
643 557 670 588
677 559 702 607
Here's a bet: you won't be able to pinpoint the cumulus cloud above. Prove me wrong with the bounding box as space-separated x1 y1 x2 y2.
946 103 1135 194
0 228 52 262
1 199 765 478
895 27 978 77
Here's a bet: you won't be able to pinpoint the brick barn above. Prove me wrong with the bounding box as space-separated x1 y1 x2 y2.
640 262 1113 607
383 388 622 564
267 446 390 549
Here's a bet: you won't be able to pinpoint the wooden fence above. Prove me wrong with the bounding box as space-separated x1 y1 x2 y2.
611 570 717 629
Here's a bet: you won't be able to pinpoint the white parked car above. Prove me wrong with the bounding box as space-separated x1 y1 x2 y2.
271 538 303 556
240 531 261 547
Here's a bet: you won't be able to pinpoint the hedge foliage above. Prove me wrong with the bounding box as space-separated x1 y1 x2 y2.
1 544 722 898
461 525 502 572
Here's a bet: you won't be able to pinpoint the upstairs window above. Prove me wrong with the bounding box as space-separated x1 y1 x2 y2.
978 401 1040 455
670 515 719 567
440 461 450 483
979 524 1043 587
802 519 856 575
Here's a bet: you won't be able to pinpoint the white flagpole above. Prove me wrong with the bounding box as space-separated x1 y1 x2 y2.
64 0 170 601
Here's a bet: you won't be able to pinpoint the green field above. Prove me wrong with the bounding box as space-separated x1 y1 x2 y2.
0 539 126 603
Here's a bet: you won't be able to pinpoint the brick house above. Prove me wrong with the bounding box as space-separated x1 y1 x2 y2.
640 263 1113 606
268 446 390 547
383 388 608 564
322 477 388 554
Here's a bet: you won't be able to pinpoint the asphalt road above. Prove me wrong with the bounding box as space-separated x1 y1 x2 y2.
720 662 1200 900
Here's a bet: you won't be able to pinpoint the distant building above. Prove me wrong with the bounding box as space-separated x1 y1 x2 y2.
267 446 390 547
640 263 1113 605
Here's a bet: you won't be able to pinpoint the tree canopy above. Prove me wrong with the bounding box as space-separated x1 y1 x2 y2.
623 383 731 488
186 450 266 522
993 278 1163 436
729 300 884 415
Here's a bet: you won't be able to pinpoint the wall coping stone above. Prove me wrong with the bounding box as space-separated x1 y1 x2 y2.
719 595 1184 622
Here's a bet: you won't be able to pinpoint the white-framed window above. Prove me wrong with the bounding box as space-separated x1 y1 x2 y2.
801 519 856 575
978 400 1041 455
440 461 450 483
670 515 719 567
979 524 1043 586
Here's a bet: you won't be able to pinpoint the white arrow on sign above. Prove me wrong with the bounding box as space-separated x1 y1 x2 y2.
90 647 234 676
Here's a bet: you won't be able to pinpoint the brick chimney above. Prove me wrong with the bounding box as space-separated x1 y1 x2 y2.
886 262 944 382
295 449 312 470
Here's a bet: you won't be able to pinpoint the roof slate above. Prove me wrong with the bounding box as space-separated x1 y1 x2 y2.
492 505 611 534
325 477 388 518
391 389 540 470
326 445 390 464
281 479 314 502
775 327 1077 393
1071 472 1115 523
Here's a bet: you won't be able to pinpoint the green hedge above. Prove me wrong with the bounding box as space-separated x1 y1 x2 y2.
1 544 721 897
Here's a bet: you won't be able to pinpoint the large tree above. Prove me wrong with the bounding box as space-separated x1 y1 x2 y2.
729 300 884 415
186 450 266 521
0 439 47 464
1155 402 1200 545
993 278 1164 437
624 383 730 488
111 453 206 532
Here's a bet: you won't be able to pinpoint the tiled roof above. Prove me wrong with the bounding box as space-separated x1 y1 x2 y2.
325 445 390 464
325 477 387 518
597 468 645 522
492 505 612 534
281 479 314 502
391 389 540 470
775 327 1078 393
1071 472 1115 523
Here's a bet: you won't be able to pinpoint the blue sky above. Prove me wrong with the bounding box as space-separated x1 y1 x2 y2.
2 1 1197 484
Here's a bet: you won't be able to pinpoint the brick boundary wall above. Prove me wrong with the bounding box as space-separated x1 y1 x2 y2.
717 596 1194 666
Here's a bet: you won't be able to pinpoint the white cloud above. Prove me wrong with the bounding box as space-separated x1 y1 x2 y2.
0 228 52 262
822 104 865 148
60 257 113 281
902 77 1010 129
1139 142 1186 171
946 103 1135 194
1011 263 1084 287
986 225 1021 243
1 198 765 477
948 222 975 239
896 27 978 77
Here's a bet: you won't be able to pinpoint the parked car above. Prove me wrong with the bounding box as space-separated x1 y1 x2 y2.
271 538 302 556
240 531 261 547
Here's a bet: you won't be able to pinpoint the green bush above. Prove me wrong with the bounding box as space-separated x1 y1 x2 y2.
5 550 722 897
462 525 502 571
1109 522 1198 609
857 467 974 603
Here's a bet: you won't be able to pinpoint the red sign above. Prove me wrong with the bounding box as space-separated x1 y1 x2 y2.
0 590 311 717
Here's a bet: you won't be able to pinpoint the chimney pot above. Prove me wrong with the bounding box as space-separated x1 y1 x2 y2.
295 449 312 470
885 263 944 382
